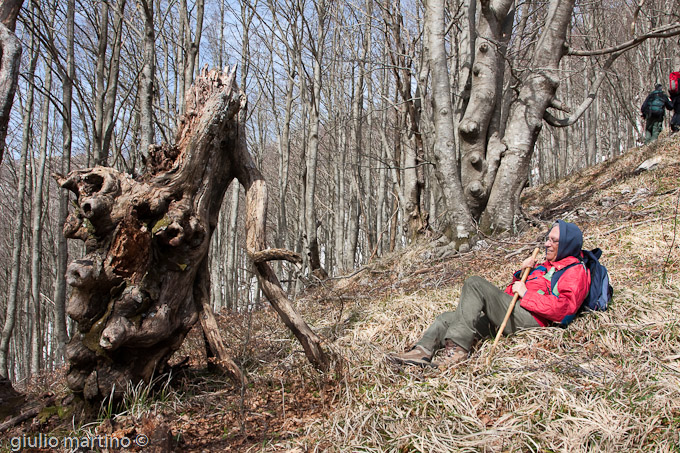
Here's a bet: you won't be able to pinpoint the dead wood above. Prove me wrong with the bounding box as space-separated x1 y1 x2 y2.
0 376 24 421
57 66 329 402
0 395 55 433
194 258 244 385
251 248 303 264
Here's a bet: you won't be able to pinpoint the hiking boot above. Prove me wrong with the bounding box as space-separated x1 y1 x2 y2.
388 345 433 367
434 340 468 369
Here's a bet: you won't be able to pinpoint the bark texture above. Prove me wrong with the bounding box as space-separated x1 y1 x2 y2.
425 0 475 249
57 67 328 401
480 0 575 232
0 0 23 165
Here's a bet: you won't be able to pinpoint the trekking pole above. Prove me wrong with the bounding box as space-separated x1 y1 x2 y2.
486 247 541 366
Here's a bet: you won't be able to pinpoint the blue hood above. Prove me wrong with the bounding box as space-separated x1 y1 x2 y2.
554 220 583 261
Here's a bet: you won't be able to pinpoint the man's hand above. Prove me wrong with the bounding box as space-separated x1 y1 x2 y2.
521 255 537 271
512 281 527 298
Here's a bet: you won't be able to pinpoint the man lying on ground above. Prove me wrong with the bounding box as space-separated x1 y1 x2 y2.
389 220 591 369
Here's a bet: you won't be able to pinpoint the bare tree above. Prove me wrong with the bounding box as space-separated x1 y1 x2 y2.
92 0 126 166
301 0 329 275
29 48 53 376
176 0 205 120
53 0 76 365
0 6 36 376
423 0 680 248
138 0 155 164
0 0 22 165
380 0 430 243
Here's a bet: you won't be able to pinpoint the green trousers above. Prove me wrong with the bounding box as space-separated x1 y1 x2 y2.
416 276 540 352
645 118 663 144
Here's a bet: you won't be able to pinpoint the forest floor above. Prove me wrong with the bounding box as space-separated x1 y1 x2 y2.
4 133 680 452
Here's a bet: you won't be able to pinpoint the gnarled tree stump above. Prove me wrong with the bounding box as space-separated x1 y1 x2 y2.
57 67 329 402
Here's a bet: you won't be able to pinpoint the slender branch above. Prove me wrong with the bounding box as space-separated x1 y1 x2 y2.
544 52 621 127
567 23 680 57
630 0 647 35
251 248 302 264
0 397 54 433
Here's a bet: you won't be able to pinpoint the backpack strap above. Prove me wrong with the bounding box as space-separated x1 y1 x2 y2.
549 261 584 297
513 265 547 280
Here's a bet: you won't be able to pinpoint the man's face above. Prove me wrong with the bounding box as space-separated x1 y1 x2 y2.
545 225 560 262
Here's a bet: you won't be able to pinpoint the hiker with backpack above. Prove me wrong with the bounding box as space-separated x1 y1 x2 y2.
671 92 680 134
641 83 673 144
670 72 680 134
389 220 609 369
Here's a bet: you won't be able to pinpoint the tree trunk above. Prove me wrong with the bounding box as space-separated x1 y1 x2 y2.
0 0 22 165
92 1 125 166
333 133 346 271
194 258 243 384
237 161 330 371
138 0 155 165
0 19 36 376
277 72 294 252
29 51 53 376
424 0 475 249
480 0 575 232
226 182 239 310
100 0 125 166
303 2 326 276
181 0 205 105
384 1 430 242
92 1 109 164
57 68 328 402
457 0 514 218
54 0 76 366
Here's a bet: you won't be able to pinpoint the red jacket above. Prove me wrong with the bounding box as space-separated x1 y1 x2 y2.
505 255 591 326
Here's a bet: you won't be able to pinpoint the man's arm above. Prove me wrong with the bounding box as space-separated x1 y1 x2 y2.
518 265 590 323
665 95 673 110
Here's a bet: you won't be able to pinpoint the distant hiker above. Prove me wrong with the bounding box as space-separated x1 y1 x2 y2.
641 84 673 144
670 92 680 134
389 220 591 369
670 71 680 134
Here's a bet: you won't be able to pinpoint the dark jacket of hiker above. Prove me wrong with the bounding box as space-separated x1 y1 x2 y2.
641 86 673 120
671 93 680 132
505 220 591 326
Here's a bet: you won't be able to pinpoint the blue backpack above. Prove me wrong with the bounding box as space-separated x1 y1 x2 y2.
553 248 613 326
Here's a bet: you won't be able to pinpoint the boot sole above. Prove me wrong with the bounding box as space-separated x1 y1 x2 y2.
387 355 436 368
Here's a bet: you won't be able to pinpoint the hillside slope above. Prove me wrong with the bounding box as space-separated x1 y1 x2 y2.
7 134 680 452
268 134 680 452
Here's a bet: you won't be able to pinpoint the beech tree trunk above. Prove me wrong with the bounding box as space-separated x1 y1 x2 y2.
92 0 125 166
425 0 575 241
0 0 22 165
383 1 430 242
480 0 575 232
29 50 53 376
54 0 76 365
138 0 155 164
57 67 329 402
424 0 475 250
0 13 36 377
0 0 24 412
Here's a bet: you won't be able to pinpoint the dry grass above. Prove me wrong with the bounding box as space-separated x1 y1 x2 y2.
258 135 680 452
26 137 679 451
